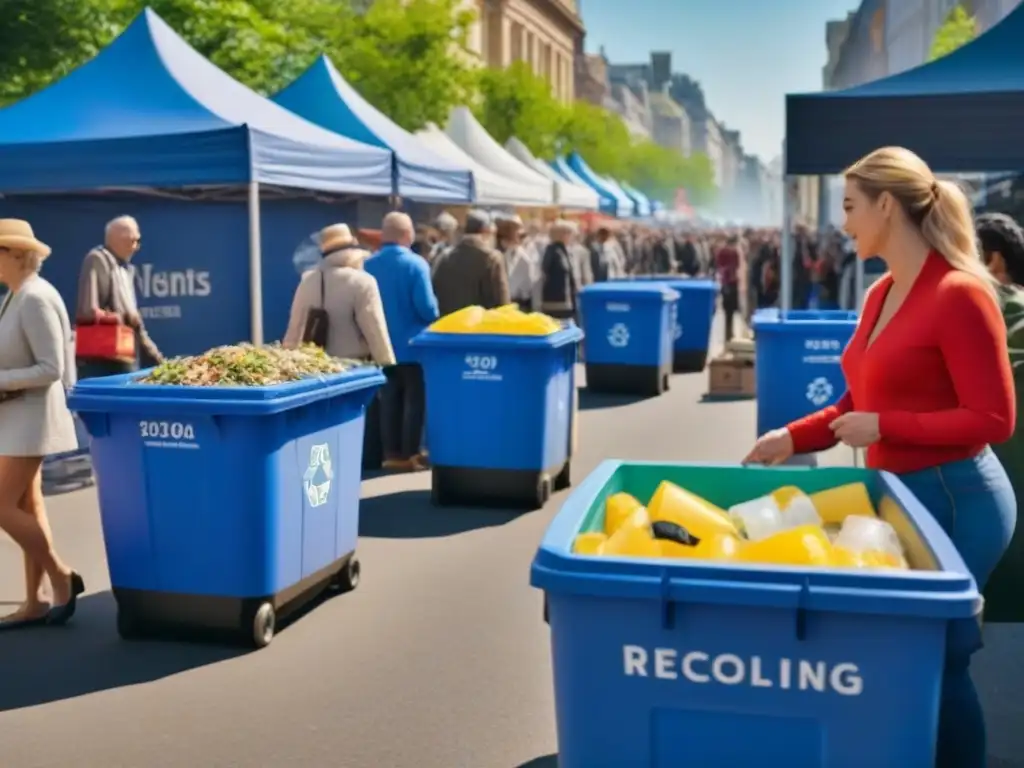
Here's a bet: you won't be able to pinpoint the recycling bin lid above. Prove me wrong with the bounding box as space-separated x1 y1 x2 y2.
579 283 679 301
410 324 583 349
632 276 718 291
753 309 858 331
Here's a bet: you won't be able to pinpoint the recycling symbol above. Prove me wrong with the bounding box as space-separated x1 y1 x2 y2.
303 443 333 507
806 377 834 406
608 322 630 348
674 322 683 341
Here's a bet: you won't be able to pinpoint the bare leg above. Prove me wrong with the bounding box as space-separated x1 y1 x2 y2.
21 469 51 604
0 457 73 608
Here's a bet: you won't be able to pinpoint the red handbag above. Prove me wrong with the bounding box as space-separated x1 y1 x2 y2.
75 323 136 361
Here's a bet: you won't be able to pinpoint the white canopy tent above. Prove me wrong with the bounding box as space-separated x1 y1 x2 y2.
445 107 553 206
415 123 550 208
504 136 600 210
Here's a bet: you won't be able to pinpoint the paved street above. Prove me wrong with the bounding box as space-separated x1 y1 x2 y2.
2 354 1023 767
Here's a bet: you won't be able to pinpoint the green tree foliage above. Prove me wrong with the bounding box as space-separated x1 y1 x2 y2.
0 0 476 130
333 0 480 131
0 0 124 105
472 62 716 204
476 62 565 160
928 4 977 62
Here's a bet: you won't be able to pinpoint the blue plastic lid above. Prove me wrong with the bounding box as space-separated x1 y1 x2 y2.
753 308 858 331
410 324 583 350
68 364 386 416
631 276 718 292
579 283 679 302
531 460 980 620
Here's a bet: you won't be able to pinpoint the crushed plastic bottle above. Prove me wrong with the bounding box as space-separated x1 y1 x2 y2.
573 532 608 555
740 525 834 567
809 482 876 524
428 304 561 335
604 492 645 535
648 481 739 540
834 515 906 566
728 497 785 541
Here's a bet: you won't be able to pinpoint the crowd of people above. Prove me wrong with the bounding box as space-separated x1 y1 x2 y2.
2 145 1024 766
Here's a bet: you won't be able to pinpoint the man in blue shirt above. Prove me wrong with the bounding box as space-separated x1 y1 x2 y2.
364 212 440 471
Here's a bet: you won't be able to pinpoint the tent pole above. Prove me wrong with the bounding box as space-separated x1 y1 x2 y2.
781 174 794 312
854 255 866 310
248 180 264 345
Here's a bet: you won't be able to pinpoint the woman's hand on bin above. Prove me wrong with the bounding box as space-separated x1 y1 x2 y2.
829 412 880 448
743 428 794 465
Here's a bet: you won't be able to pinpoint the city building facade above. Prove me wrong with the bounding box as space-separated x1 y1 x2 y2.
475 0 585 102
648 90 690 155
885 0 1022 76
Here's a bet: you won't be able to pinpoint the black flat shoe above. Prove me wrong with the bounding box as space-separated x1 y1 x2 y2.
46 572 85 626
0 612 49 631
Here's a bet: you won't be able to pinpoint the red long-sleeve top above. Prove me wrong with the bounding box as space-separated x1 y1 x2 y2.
787 252 1015 474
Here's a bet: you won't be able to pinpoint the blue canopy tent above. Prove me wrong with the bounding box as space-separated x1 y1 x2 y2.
786 3 1024 174
617 180 653 217
556 154 629 217
274 56 474 204
596 172 639 218
0 8 393 351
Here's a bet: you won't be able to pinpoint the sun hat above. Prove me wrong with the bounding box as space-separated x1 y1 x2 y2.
0 219 51 259
319 223 357 254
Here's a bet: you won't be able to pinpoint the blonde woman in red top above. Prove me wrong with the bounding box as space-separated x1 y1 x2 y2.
746 147 1015 768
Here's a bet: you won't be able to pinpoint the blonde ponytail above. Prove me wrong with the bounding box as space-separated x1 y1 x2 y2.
921 179 999 301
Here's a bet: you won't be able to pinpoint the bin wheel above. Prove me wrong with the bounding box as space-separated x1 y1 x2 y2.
249 602 276 649
553 460 572 491
533 476 552 509
430 468 453 507
116 608 145 641
334 557 361 593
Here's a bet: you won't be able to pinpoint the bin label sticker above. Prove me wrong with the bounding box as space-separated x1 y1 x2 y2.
806 377 834 406
607 323 630 348
304 444 333 507
139 420 198 449
622 645 863 696
674 322 683 341
463 354 501 382
605 302 631 312
802 338 842 364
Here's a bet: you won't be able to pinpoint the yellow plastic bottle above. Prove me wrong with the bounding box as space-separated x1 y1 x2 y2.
647 481 739 540
604 493 646 535
809 483 876 525
831 546 866 568
573 532 608 555
771 485 804 509
603 516 662 558
741 525 834 567
429 305 485 333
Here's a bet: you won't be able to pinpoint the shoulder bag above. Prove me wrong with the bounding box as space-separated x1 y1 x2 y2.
302 271 330 348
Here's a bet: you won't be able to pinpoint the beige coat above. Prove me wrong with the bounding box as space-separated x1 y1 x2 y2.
283 248 395 366
0 275 78 456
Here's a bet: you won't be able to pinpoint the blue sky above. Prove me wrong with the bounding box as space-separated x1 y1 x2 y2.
580 0 862 161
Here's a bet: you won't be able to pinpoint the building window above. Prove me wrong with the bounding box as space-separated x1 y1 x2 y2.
526 31 535 69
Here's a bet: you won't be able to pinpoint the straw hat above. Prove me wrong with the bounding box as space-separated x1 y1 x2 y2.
319 223 357 253
0 219 51 259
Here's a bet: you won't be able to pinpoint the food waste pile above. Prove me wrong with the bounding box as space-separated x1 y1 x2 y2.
139 343 368 386
574 481 910 570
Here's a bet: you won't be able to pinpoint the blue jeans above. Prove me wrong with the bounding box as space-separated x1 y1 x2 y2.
897 448 1017 768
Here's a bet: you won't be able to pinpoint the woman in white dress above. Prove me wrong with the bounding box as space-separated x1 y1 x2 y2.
0 220 84 629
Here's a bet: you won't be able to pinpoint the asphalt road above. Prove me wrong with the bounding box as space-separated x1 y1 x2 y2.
1 356 1023 767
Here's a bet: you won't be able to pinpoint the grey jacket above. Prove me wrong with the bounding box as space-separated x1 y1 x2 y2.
75 246 161 363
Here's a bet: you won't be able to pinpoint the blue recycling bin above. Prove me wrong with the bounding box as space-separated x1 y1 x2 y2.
411 326 582 509
579 283 678 396
753 309 857 437
631 276 718 372
531 460 980 768
68 365 385 648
